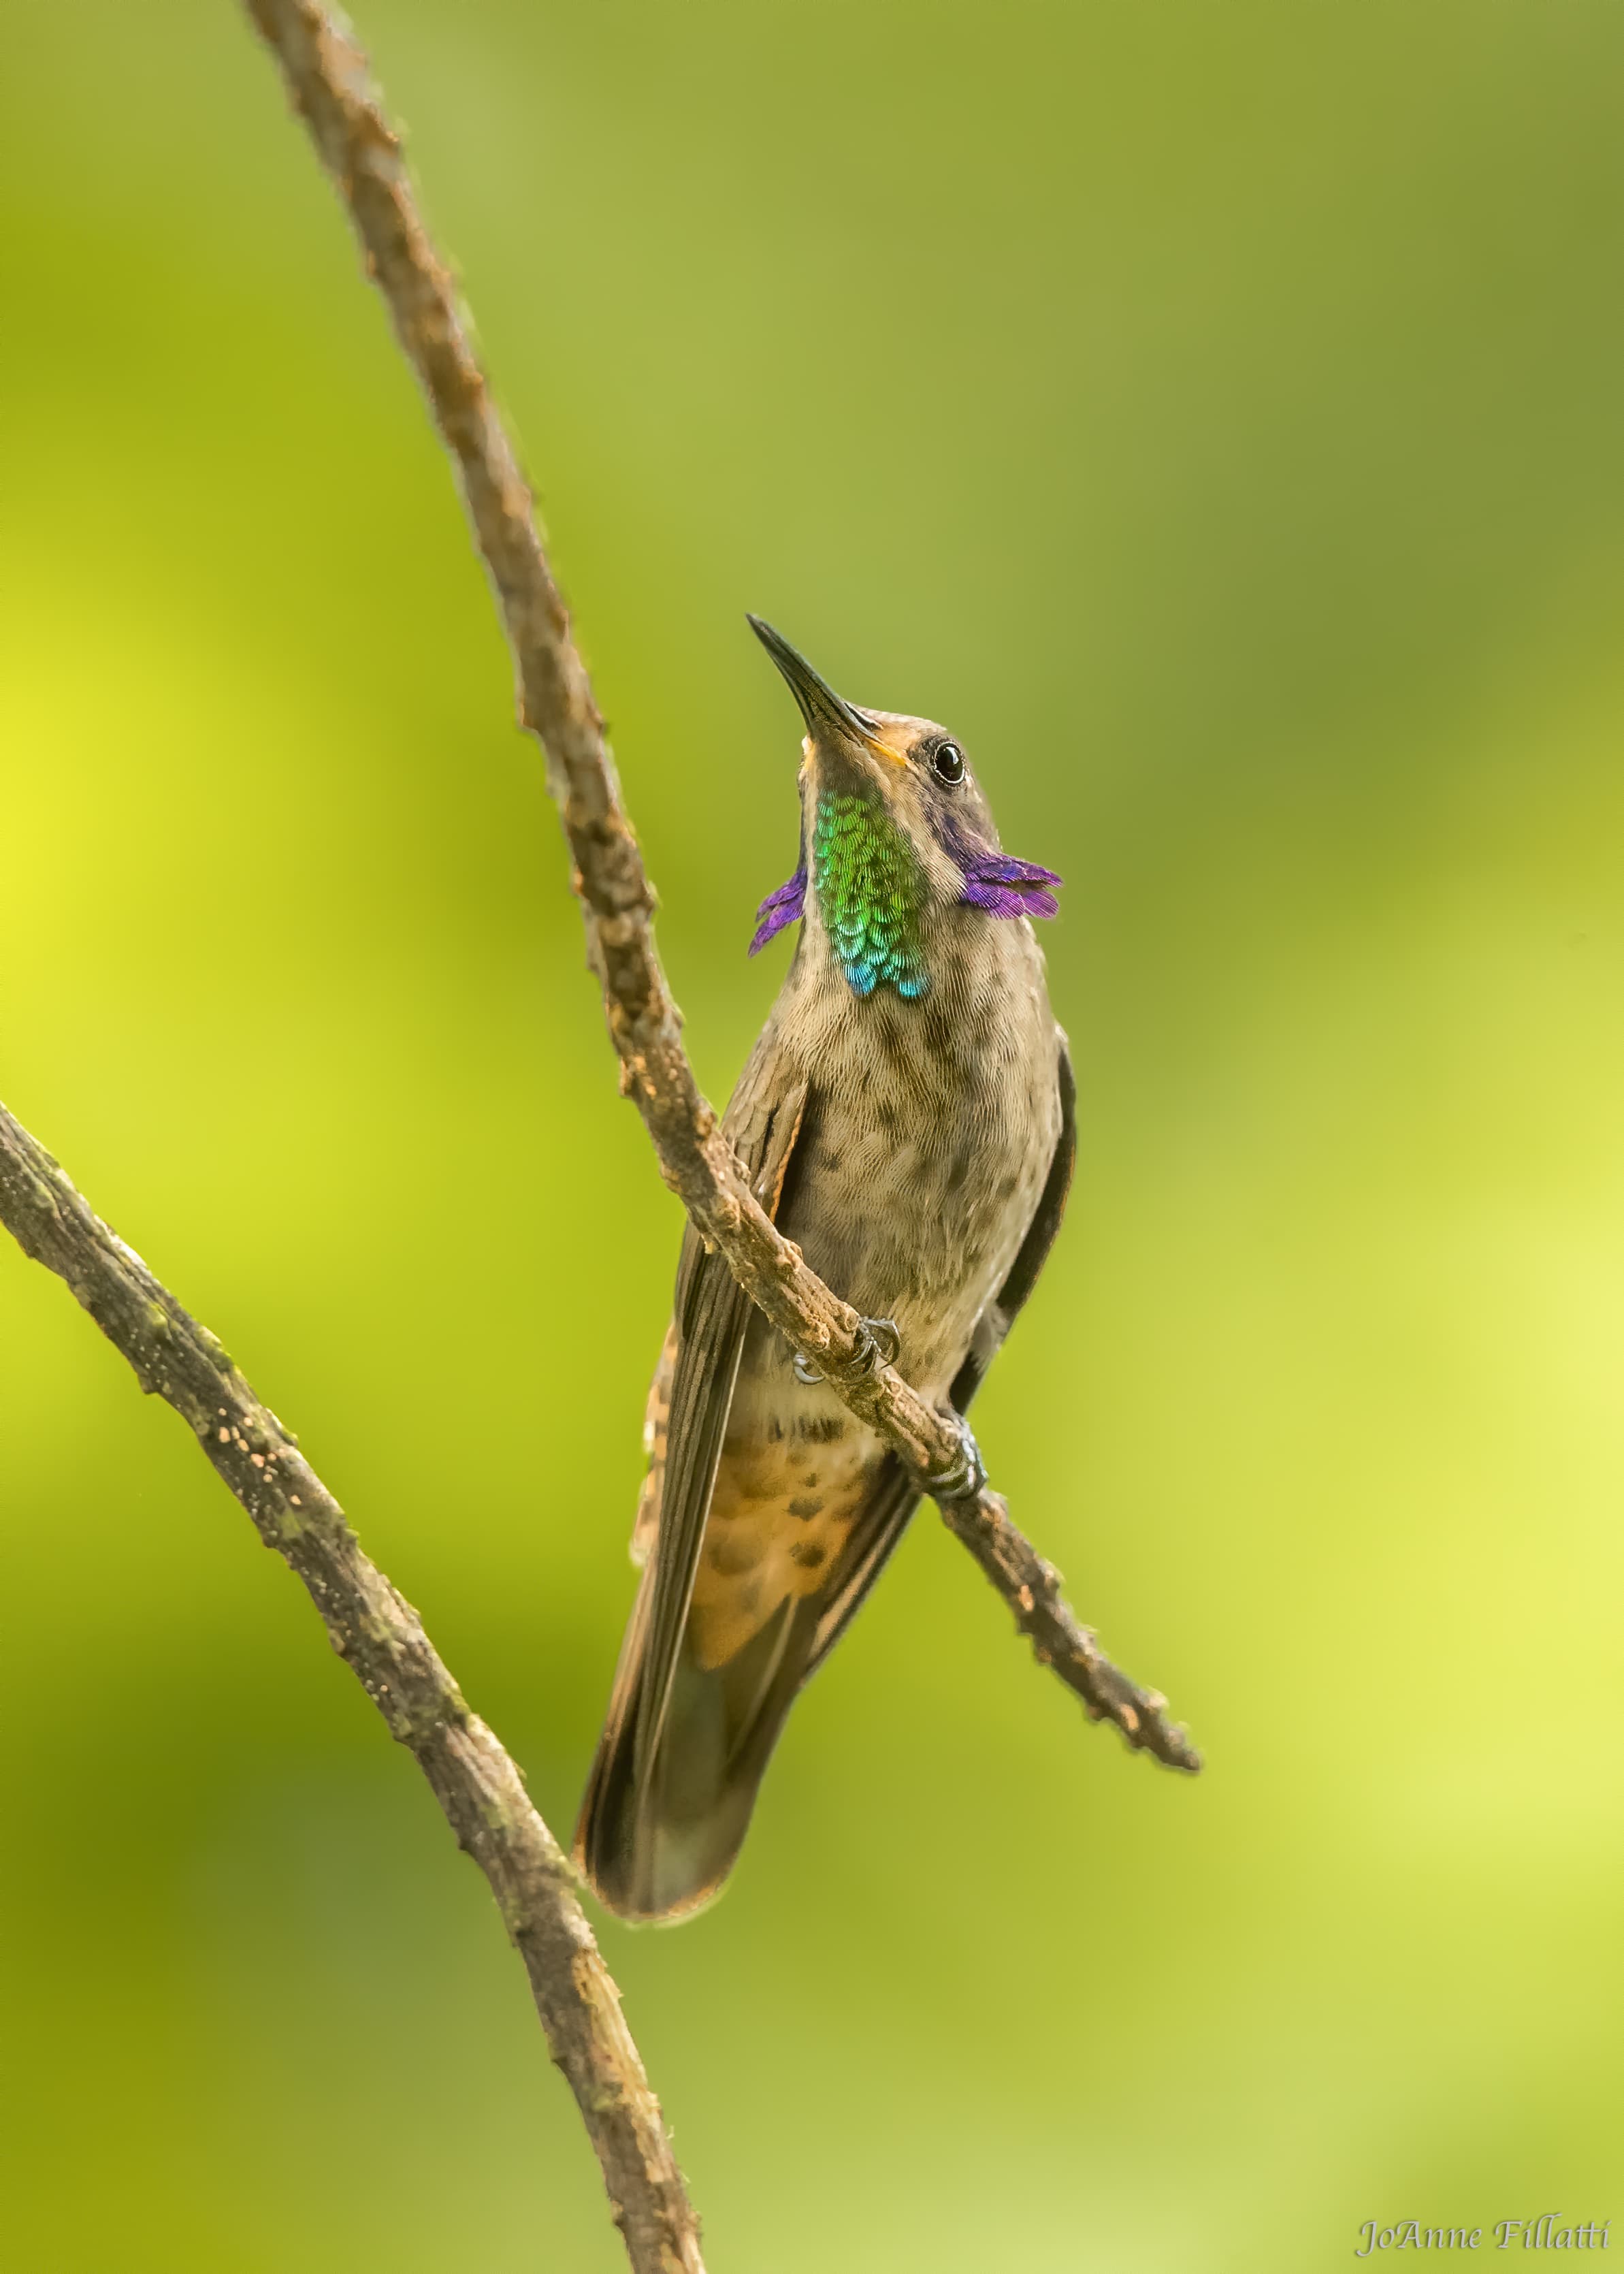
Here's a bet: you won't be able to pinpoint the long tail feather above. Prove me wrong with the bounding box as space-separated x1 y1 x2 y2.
575 1595 813 1923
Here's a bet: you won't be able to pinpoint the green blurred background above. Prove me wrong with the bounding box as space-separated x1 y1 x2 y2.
5 1 1624 2266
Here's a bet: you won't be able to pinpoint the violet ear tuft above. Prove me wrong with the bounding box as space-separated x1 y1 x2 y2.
960 854 1062 921
749 866 807 954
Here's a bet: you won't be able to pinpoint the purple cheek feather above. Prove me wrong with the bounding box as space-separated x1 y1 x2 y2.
749 867 807 955
748 853 1061 953
958 854 1062 921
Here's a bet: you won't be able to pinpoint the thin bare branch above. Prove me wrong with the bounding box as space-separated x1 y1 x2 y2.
0 1106 706 2274
239 0 1197 1775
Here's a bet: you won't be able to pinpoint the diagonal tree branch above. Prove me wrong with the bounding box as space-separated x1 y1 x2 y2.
0 1109 706 2274
242 0 1199 1774
0 7 1199 2266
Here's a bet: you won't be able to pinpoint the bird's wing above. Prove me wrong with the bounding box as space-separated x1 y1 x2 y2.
805 1027 1077 1674
603 1044 810 1790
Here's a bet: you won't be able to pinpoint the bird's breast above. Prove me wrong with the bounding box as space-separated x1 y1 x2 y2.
765 918 1062 1396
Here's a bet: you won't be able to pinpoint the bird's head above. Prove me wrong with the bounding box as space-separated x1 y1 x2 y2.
745 615 1060 1000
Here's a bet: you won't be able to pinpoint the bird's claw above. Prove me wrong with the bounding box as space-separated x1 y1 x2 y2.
792 1315 900 1387
924 1415 986 1504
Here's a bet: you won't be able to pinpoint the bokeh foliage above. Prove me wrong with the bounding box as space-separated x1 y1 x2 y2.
5 2 1624 2266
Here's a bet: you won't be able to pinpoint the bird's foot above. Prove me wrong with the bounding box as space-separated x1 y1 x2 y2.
924 1415 987 1504
793 1315 900 1387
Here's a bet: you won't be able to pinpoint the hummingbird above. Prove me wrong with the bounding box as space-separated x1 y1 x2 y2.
574 617 1075 1922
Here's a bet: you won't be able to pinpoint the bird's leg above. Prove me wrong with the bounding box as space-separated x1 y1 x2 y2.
792 1315 900 1387
922 1414 987 1504
791 1325 983 1503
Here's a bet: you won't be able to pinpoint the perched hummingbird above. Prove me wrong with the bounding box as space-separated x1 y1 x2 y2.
574 618 1074 1922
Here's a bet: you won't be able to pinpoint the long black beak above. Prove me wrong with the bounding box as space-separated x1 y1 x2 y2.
747 615 873 741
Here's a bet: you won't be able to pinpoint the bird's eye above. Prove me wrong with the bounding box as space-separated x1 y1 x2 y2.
931 741 966 785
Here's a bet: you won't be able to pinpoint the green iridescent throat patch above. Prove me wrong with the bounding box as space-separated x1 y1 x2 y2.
811 790 930 999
